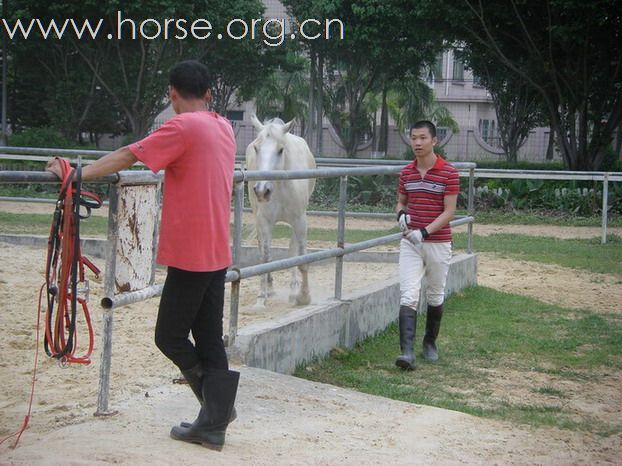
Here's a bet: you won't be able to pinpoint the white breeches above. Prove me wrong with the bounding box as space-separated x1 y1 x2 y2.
399 239 452 310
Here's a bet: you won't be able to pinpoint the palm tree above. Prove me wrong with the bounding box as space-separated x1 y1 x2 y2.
254 53 309 133
387 78 459 135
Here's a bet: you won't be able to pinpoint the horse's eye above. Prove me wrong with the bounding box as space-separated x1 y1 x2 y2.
278 148 284 155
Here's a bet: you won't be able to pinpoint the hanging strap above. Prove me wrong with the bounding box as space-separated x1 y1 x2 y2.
44 157 102 364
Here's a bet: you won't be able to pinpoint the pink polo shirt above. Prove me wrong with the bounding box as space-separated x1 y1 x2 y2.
129 111 236 272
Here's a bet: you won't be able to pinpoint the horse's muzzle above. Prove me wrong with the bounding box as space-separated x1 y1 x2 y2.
253 182 273 202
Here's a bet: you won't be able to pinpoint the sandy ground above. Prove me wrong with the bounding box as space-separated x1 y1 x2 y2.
1 200 621 464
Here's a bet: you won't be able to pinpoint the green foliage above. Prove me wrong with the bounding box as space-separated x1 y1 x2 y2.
284 0 446 156
474 160 565 171
467 178 621 216
254 51 309 125
348 175 395 206
309 175 396 212
426 0 622 170
8 127 85 149
6 0 286 141
386 80 459 135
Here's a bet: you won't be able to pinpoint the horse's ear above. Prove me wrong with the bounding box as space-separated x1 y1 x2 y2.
250 114 264 132
283 119 295 134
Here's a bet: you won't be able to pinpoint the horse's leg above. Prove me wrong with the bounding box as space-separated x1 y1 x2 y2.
287 231 300 304
255 215 274 307
290 216 311 306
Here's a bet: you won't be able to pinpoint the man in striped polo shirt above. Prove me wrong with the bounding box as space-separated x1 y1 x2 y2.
395 120 460 370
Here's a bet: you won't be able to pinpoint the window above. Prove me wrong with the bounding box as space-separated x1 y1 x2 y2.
479 119 490 143
432 53 443 81
479 119 500 147
226 110 244 121
436 127 448 142
453 57 464 82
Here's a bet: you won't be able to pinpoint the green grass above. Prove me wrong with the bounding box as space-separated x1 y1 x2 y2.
453 232 622 276
295 286 622 433
0 212 109 236
457 209 622 227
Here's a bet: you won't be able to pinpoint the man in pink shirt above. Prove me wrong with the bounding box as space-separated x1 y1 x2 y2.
47 60 237 450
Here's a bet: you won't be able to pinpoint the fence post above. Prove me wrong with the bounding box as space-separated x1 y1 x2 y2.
228 182 244 346
232 181 244 264
467 167 475 254
602 173 609 245
334 175 348 300
95 184 119 416
228 279 241 347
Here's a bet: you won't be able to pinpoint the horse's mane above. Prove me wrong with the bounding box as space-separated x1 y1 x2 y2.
262 118 289 140
265 117 285 126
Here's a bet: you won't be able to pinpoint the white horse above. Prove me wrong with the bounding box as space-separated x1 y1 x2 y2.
245 115 316 307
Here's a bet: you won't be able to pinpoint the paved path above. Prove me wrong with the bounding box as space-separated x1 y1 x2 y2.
2 366 605 465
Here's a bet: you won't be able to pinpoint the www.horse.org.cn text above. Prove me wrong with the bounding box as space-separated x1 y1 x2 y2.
1 12 346 47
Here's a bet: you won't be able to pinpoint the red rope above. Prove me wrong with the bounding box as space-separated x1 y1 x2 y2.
0 284 45 449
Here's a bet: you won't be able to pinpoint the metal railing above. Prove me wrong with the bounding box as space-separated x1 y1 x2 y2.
0 159 476 416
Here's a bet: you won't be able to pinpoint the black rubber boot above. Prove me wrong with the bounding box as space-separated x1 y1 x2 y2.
423 304 443 362
178 364 237 428
170 368 240 450
181 363 204 404
395 305 417 370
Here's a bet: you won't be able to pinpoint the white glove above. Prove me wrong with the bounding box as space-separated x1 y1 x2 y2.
404 228 423 245
397 210 410 233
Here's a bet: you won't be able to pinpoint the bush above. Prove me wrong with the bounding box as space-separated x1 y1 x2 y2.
8 127 78 149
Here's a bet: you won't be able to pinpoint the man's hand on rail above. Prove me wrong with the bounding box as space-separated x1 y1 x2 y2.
45 157 66 179
403 228 423 245
397 210 410 233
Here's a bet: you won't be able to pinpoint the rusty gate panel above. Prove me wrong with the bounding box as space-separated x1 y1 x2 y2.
114 184 160 293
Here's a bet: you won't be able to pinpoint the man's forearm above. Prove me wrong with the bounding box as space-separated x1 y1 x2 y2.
395 201 407 215
424 209 454 235
82 147 138 181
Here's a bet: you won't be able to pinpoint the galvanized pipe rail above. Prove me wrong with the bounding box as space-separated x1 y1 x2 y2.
1 163 476 415
100 216 475 309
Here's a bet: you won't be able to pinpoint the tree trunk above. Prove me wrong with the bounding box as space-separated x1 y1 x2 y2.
616 123 622 161
378 85 389 155
315 52 323 156
307 49 317 155
545 129 555 160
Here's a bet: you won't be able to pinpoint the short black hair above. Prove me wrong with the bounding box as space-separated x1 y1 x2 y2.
410 120 437 138
169 60 212 99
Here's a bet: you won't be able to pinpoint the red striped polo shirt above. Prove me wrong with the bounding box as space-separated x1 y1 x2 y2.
398 155 460 242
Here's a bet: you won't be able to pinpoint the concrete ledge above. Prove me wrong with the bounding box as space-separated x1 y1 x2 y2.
0 233 108 258
231 253 477 374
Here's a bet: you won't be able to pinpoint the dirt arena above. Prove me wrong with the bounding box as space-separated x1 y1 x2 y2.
1 201 621 463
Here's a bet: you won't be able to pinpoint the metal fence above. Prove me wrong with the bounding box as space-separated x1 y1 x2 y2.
0 155 476 415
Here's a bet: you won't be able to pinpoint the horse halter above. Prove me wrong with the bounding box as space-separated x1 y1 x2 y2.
43 157 102 364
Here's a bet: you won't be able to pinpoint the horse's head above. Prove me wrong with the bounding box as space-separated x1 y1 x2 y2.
250 115 294 202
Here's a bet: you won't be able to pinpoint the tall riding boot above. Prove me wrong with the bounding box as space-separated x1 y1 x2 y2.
423 304 443 362
395 305 417 370
170 368 240 451
179 363 237 428
181 363 204 404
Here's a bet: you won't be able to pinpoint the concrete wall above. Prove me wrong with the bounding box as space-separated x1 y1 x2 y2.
230 253 477 374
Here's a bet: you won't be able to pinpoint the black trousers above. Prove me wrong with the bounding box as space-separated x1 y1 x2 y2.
154 266 228 371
